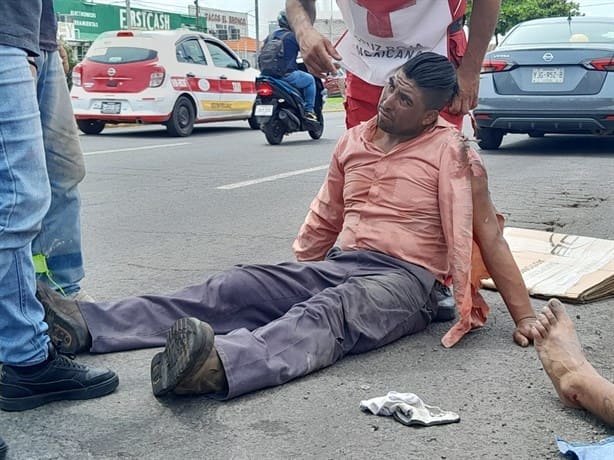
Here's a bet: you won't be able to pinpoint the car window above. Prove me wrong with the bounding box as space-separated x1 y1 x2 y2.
501 21 614 45
204 41 240 69
87 47 157 64
176 39 208 65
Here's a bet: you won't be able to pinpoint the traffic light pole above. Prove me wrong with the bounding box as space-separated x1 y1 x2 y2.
255 0 260 53
195 0 200 31
126 0 131 28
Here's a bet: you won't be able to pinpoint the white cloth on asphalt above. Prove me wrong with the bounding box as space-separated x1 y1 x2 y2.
360 391 460 426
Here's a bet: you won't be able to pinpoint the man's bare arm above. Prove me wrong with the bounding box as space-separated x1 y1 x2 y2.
449 0 501 115
287 0 315 24
471 172 536 346
286 0 341 75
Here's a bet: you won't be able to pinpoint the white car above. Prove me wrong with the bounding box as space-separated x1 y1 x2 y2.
71 29 260 136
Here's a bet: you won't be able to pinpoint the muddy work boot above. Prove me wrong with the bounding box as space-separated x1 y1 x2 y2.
151 317 227 398
0 343 118 412
36 281 91 354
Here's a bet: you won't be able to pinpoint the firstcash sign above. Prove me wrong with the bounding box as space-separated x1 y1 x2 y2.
119 9 171 30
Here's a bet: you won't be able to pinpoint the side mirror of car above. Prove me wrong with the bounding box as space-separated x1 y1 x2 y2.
241 59 251 70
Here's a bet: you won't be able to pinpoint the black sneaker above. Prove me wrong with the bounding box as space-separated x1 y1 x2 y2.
433 283 456 322
0 343 118 412
0 436 7 460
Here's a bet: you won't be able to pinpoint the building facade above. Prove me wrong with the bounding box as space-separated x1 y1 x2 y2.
188 5 248 42
54 1 251 62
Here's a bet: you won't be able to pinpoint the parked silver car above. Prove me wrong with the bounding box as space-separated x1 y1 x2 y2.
473 16 614 149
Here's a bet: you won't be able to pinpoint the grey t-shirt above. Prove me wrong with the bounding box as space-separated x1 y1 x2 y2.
0 0 42 56
40 0 58 52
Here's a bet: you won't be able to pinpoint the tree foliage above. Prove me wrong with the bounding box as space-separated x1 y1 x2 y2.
60 40 78 89
466 0 582 35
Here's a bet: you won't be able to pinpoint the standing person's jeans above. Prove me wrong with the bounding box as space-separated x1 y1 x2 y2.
0 45 51 365
31 50 86 295
283 70 316 113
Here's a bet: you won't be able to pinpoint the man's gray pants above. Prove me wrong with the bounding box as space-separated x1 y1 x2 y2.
79 248 438 398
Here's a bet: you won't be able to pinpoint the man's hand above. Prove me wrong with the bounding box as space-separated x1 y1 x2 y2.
27 58 37 79
513 317 537 347
296 27 342 76
448 64 480 115
59 45 70 75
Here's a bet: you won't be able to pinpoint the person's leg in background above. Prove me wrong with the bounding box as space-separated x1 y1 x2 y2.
444 28 467 131
439 108 464 130
0 45 118 412
343 71 381 129
532 299 614 426
282 70 317 119
31 50 89 299
0 45 52 369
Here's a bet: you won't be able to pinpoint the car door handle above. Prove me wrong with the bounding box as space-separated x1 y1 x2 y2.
186 72 195 78
219 75 228 80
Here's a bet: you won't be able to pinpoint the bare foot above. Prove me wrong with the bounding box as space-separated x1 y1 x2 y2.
531 298 589 408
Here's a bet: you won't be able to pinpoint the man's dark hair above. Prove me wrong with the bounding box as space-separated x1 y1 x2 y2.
400 52 459 110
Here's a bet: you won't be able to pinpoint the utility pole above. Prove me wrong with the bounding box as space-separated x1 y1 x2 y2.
255 0 260 54
126 0 131 29
329 0 333 41
194 0 199 31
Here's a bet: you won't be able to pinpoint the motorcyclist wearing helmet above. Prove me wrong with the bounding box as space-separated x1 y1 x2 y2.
262 11 318 121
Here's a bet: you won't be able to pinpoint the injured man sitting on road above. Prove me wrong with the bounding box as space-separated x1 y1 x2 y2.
37 52 538 402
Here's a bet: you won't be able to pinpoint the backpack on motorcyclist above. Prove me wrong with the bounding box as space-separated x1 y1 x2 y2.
258 31 292 78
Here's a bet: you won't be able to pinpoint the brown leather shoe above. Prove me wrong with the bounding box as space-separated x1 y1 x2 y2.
150 317 227 397
35 282 91 354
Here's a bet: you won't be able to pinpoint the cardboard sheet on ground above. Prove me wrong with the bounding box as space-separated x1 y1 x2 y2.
481 227 614 303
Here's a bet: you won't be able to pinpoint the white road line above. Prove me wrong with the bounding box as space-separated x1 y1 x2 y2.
84 142 191 156
217 165 329 190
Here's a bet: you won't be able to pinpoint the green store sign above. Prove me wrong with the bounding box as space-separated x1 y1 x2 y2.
54 0 204 41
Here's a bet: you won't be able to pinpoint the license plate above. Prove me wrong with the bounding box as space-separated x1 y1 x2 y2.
254 104 274 116
532 67 564 84
101 101 121 114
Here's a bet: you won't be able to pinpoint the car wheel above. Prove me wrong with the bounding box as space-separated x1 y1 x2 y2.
477 127 504 150
528 131 545 138
248 115 260 130
308 112 324 140
264 119 285 145
77 119 105 135
166 96 195 137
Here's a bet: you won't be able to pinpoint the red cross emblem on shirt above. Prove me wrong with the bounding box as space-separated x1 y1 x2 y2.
353 0 417 38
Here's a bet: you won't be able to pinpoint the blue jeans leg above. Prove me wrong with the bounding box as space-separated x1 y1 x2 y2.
283 70 316 112
31 51 86 295
0 45 51 365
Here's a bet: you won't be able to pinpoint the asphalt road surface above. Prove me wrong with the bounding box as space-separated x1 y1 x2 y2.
2 112 613 459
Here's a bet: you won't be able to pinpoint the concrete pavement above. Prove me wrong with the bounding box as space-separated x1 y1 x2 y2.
1 112 613 459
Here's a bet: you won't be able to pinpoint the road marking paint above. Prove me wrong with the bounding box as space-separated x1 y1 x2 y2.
217 165 329 190
84 142 191 156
